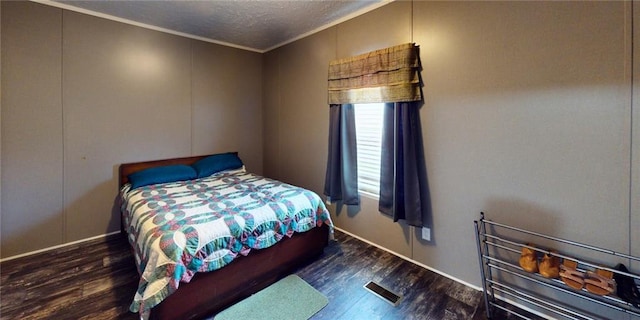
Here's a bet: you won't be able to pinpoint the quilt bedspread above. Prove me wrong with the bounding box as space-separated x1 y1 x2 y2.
120 169 333 315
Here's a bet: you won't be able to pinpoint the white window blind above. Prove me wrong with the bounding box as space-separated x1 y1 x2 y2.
354 103 384 197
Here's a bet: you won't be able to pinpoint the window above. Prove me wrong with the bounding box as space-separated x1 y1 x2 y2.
354 103 384 197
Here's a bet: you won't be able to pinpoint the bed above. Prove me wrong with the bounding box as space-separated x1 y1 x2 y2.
119 153 333 320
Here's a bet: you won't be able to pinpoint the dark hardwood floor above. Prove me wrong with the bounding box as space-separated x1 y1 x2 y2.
1 230 537 319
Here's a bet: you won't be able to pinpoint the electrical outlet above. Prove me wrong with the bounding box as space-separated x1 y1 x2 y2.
421 227 431 241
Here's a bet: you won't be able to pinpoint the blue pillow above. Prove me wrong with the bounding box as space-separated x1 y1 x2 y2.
192 152 243 178
128 164 197 189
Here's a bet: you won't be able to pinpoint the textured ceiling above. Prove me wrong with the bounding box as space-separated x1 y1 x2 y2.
49 0 387 52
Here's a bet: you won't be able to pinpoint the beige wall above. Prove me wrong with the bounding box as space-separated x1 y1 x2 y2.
192 41 263 171
413 0 631 278
1 1 263 257
264 1 637 317
2 2 64 254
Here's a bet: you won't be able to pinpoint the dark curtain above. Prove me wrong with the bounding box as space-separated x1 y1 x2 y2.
323 104 359 205
378 102 431 227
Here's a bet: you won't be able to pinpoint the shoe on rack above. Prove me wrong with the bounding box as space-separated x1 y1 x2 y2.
560 259 585 291
519 244 538 273
585 268 615 296
613 263 640 308
539 250 561 279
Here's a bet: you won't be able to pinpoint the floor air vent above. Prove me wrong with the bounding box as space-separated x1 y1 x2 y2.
363 281 402 306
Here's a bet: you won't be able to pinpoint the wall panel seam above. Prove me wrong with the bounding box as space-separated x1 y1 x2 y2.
61 7 67 244
629 0 635 260
190 40 194 156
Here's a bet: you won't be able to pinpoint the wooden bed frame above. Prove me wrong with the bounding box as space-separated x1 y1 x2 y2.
119 154 330 320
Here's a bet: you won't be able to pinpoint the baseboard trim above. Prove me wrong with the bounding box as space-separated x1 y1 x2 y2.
0 230 122 263
334 226 482 290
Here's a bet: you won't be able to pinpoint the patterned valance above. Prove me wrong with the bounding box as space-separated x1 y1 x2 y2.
328 43 422 104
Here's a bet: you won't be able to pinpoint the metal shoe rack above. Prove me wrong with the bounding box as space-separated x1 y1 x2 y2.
474 212 640 320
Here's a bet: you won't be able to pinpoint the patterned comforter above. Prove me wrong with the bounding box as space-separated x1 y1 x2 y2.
120 168 333 315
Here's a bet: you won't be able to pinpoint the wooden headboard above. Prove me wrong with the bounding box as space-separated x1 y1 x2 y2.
119 154 211 187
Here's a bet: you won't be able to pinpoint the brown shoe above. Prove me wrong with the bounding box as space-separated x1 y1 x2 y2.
519 244 538 273
539 250 561 279
560 259 585 291
585 268 615 296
